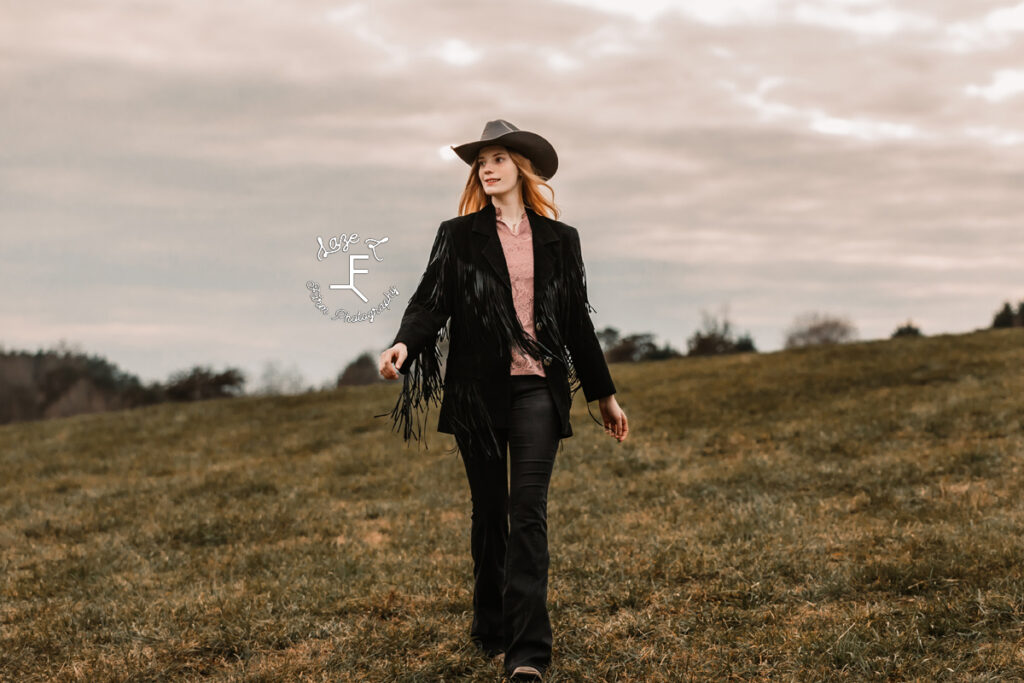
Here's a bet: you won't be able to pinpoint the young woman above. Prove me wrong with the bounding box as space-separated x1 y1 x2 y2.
378 119 628 681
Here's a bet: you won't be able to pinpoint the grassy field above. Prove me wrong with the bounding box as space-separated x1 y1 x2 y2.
3 328 1024 681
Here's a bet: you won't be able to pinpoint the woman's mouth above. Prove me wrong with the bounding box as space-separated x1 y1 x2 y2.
485 178 499 184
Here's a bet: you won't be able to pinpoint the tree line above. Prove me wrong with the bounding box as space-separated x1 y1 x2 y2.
0 340 247 425
2 299 1020 425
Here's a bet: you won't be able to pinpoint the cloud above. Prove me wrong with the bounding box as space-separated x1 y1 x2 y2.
552 0 940 38
793 2 937 37
964 125 1024 146
941 1 1024 53
719 77 925 142
433 38 482 66
965 68 1024 102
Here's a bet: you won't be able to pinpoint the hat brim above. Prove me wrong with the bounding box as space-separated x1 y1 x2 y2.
451 130 558 181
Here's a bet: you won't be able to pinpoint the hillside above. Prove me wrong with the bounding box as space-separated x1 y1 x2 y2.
2 328 1023 680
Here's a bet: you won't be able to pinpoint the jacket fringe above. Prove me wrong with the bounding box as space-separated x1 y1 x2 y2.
373 222 456 457
536 227 605 430
443 376 505 462
375 323 448 451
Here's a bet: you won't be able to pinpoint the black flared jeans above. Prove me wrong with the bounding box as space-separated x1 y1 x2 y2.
457 373 561 677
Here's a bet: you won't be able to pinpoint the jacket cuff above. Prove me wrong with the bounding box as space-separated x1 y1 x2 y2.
392 336 415 376
580 354 616 402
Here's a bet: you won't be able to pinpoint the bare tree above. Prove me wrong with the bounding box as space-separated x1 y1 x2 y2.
686 304 757 357
255 360 305 396
784 312 857 349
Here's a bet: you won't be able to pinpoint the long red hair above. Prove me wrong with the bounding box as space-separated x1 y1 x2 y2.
456 146 561 220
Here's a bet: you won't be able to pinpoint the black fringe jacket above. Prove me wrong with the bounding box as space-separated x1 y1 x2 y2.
376 202 617 461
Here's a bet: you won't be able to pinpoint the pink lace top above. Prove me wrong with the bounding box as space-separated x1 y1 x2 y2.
495 206 546 377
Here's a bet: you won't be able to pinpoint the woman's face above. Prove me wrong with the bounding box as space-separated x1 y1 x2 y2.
477 146 521 198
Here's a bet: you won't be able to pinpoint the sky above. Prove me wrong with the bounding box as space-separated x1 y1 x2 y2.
2 0 1023 391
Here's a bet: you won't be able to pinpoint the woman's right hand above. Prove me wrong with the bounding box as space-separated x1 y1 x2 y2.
379 342 408 380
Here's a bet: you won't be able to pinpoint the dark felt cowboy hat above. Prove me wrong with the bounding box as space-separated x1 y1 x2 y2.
451 119 559 181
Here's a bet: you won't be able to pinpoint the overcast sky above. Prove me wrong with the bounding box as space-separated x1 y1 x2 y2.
2 0 1022 390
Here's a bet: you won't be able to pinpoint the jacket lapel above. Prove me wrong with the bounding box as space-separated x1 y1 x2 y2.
471 203 560 296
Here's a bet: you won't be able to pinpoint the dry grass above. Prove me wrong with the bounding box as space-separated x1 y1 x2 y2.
3 328 1024 681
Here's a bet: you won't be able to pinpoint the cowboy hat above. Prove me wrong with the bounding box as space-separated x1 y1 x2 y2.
451 119 559 180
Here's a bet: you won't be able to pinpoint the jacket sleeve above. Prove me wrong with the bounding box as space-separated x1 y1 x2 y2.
564 226 616 402
392 222 454 375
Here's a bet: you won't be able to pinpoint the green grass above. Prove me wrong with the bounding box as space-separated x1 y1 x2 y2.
3 328 1024 681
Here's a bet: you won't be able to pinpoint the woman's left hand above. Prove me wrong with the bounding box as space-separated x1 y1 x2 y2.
598 395 629 442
